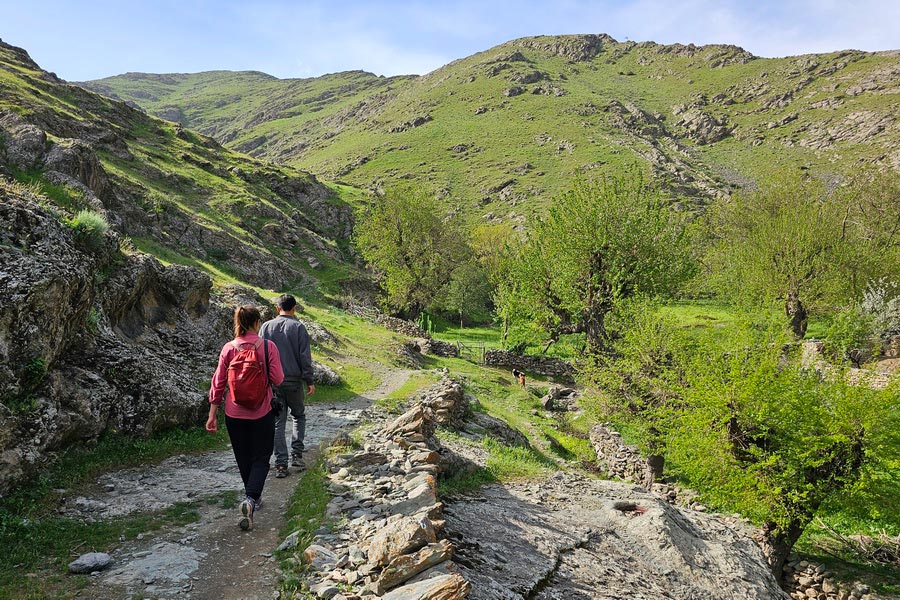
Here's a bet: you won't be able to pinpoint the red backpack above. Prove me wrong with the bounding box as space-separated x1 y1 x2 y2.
226 338 270 409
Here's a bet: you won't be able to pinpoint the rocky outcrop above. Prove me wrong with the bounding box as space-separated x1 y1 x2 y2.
0 183 226 488
443 472 789 599
672 101 733 144
482 350 575 382
514 34 612 62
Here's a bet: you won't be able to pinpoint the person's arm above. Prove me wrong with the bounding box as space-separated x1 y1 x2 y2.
266 340 285 387
207 345 230 432
298 324 315 395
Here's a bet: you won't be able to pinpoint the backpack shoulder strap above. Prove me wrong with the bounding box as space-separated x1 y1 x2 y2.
262 334 270 386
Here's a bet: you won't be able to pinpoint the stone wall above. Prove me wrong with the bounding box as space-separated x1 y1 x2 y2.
589 424 657 489
483 349 575 382
784 558 875 600
283 377 473 598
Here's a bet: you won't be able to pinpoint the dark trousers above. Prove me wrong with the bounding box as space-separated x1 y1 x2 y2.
273 381 306 466
225 411 275 501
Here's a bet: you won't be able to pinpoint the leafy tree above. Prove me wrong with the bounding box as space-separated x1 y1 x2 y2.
703 172 861 337
444 261 493 327
353 186 468 318
588 312 900 576
499 174 693 354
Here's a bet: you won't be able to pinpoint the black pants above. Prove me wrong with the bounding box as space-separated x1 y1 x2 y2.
225 411 275 501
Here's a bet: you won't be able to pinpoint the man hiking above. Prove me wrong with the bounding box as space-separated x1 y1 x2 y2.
259 294 315 477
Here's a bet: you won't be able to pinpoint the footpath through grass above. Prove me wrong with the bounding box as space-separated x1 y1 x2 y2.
0 422 229 600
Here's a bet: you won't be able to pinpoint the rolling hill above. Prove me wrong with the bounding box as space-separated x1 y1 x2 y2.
0 37 359 293
84 34 900 220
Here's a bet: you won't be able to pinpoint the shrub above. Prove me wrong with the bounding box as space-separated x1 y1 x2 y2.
861 278 900 342
69 209 109 250
823 305 876 366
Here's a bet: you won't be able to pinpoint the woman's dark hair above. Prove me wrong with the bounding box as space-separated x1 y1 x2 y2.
234 306 261 338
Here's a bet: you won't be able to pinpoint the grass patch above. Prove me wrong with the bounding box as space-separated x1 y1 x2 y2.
438 433 555 496
375 372 442 413
309 362 380 404
278 458 331 597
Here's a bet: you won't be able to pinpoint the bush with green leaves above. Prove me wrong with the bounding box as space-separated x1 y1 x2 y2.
68 209 109 251
861 278 900 343
586 310 899 574
353 185 469 318
823 305 876 366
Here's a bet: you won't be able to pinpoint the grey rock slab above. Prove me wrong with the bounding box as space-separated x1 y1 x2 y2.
69 552 112 574
444 476 789 600
102 542 204 596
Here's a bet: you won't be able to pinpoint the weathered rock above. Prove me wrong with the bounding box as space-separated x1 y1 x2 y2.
304 544 340 570
0 186 226 488
383 404 436 442
445 475 787 599
278 530 301 551
312 361 341 386
367 516 437 567
376 539 454 592
381 573 470 600
69 552 113 574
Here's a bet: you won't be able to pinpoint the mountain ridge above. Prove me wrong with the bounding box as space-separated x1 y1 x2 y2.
82 32 900 220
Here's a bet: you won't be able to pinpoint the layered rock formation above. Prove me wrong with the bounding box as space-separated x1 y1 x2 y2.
0 183 221 487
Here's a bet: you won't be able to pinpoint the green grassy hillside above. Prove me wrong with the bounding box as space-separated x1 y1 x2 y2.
0 38 363 295
84 34 900 220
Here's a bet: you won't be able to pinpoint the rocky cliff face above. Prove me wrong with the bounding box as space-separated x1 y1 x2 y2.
0 181 233 488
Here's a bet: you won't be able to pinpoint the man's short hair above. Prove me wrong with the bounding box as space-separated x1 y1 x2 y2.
277 294 297 311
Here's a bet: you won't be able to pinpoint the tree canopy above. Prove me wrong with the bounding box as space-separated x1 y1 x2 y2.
499 174 693 354
353 186 468 317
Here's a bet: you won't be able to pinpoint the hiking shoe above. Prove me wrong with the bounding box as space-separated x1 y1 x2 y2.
253 497 264 512
291 454 305 469
238 497 254 531
275 465 289 478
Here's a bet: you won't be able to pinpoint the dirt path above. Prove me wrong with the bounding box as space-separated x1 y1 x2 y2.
69 367 413 600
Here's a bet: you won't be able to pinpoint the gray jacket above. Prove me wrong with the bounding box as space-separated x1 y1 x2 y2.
259 315 314 385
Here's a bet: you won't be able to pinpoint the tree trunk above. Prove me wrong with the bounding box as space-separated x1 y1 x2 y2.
785 291 808 338
757 520 807 581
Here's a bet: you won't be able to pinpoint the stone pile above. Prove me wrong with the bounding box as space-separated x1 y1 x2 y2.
483 350 575 382
589 424 657 489
539 384 580 411
283 377 471 599
783 559 875 600
411 338 459 358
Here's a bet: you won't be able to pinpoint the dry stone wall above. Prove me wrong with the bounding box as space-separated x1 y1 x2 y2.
283 377 474 599
483 350 575 382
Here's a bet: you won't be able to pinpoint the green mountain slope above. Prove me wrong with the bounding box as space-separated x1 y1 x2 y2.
84 34 900 219
1 38 360 292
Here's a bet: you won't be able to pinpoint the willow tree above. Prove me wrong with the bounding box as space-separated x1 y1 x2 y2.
353 186 467 318
703 173 853 337
501 174 693 354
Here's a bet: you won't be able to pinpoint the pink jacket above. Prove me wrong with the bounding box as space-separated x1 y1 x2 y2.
209 333 285 419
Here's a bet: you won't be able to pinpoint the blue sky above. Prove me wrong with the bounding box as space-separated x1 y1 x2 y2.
2 1 899 81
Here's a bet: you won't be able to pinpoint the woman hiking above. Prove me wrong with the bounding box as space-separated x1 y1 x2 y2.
206 306 284 531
